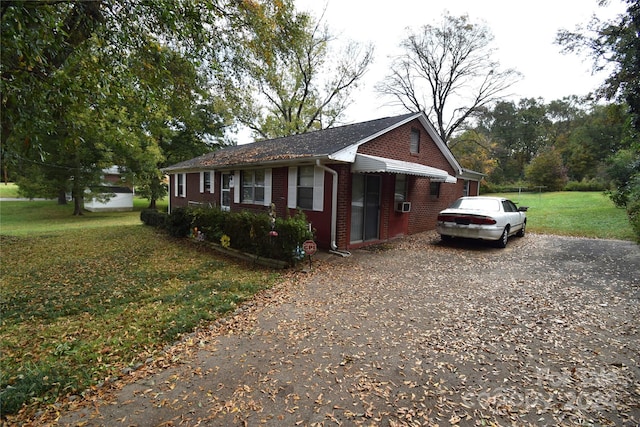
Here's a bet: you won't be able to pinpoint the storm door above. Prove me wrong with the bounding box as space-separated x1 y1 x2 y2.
221 173 231 211
350 174 381 243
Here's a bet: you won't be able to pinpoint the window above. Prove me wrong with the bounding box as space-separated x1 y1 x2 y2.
410 128 420 154
241 170 265 204
200 171 213 193
502 200 517 212
430 181 441 198
395 174 407 202
288 166 323 211
297 166 314 210
463 180 470 197
175 173 186 197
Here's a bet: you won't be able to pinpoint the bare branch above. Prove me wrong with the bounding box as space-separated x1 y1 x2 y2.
377 13 521 142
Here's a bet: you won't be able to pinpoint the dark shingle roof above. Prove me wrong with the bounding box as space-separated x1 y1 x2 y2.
163 113 418 172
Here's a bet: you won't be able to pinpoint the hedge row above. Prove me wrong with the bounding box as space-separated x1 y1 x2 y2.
141 207 313 265
482 178 610 194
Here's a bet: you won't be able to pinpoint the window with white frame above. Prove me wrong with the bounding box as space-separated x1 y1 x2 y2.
410 128 420 154
241 170 265 204
297 166 314 210
200 171 213 193
288 166 324 211
175 173 186 197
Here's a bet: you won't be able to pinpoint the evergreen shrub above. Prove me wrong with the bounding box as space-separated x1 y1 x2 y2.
140 209 168 227
564 178 609 192
164 206 313 264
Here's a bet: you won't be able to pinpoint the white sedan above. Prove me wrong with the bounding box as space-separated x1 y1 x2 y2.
436 196 527 248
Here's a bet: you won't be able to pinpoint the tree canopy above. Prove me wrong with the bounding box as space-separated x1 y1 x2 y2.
222 9 374 139
3 0 365 212
377 13 521 143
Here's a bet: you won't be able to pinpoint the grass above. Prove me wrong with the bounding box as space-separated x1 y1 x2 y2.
493 191 634 241
0 182 20 198
0 198 278 419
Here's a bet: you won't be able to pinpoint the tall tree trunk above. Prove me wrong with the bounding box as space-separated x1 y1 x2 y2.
73 195 83 216
57 189 67 205
71 176 83 215
148 198 157 210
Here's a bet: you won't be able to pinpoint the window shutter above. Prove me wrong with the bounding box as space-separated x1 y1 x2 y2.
264 168 272 206
173 174 177 197
210 170 215 194
313 166 324 211
233 171 241 204
288 167 297 209
199 172 204 193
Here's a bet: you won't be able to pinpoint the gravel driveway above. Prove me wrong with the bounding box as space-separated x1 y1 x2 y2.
57 232 639 426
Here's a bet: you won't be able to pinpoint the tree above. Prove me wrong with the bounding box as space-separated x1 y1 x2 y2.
0 0 274 213
376 13 521 143
525 148 569 191
449 130 498 178
562 103 627 181
223 5 374 139
482 98 551 182
557 0 640 239
557 0 640 130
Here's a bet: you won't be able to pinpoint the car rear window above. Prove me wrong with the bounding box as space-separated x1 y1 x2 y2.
450 198 501 211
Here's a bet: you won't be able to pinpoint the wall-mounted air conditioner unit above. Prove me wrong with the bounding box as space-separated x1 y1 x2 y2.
396 201 411 213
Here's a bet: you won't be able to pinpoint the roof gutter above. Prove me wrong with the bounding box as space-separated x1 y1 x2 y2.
315 160 350 257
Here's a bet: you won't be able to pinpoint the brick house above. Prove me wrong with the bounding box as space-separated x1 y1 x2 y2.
163 112 483 252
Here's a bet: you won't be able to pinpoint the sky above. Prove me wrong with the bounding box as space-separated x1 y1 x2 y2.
293 0 627 124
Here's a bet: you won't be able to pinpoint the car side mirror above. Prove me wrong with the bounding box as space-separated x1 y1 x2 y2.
518 206 529 212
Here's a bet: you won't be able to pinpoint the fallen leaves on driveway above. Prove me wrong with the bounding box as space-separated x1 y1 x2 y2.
48 233 640 426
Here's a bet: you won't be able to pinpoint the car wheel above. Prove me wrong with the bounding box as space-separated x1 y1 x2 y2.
516 221 526 237
496 226 509 248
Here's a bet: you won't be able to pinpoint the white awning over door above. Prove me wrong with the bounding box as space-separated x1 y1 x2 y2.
352 154 457 183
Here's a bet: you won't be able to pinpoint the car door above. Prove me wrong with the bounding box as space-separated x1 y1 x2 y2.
502 200 524 232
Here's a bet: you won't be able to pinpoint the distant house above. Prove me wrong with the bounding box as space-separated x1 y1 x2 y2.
84 167 134 212
162 112 483 252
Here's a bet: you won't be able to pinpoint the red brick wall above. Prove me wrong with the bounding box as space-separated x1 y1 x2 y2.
355 119 464 238
168 172 219 210
334 164 351 250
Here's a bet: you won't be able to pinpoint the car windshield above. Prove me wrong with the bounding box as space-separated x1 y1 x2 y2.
449 198 501 212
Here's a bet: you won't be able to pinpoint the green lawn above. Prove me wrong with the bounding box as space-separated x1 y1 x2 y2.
0 182 20 198
493 191 634 241
0 200 277 420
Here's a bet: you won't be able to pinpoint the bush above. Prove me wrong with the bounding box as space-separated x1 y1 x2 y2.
140 209 167 227
564 178 609 192
165 207 195 237
481 181 529 194
165 206 313 264
192 207 227 242
625 175 640 243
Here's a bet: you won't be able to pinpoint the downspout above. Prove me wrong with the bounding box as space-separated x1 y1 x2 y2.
316 160 351 257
